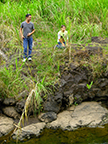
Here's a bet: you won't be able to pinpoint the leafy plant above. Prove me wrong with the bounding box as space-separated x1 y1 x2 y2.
87 81 93 90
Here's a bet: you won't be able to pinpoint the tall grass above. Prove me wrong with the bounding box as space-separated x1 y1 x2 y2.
0 58 31 97
0 0 108 42
0 0 108 111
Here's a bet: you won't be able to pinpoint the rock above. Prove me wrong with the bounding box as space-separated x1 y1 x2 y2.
16 99 26 113
0 98 3 103
38 112 57 123
68 94 74 106
59 79 67 87
12 122 46 141
96 89 108 97
85 46 102 55
43 93 62 113
46 102 108 130
54 91 63 104
43 100 61 113
103 71 108 78
0 98 3 107
97 78 108 90
0 116 14 137
3 98 16 106
91 37 108 44
2 106 20 119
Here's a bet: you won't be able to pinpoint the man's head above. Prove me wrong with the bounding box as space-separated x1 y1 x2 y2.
26 14 31 22
61 25 66 32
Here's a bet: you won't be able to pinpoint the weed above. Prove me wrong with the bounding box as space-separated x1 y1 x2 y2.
87 81 93 90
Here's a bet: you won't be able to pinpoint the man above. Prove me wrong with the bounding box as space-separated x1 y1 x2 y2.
20 14 35 62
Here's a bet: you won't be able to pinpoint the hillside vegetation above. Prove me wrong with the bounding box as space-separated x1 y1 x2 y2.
0 0 108 110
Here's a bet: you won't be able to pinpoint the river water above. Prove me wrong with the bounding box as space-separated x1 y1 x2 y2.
1 124 108 144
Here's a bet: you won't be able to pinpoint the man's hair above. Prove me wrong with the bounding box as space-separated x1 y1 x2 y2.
61 25 66 28
26 14 31 18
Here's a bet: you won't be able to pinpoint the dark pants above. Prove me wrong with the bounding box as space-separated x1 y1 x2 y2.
56 42 66 49
23 37 33 58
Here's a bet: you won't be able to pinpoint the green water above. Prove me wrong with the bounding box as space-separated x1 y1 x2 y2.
1 125 108 144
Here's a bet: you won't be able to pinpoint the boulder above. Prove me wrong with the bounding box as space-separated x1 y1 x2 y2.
12 122 46 141
0 98 3 108
2 106 20 119
46 102 108 130
38 112 57 123
43 93 63 113
43 100 61 113
0 116 14 137
91 37 108 44
3 98 16 106
16 99 26 113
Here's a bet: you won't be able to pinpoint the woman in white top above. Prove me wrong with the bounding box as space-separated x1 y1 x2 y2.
56 25 69 48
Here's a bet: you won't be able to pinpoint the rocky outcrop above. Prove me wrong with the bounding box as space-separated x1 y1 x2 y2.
3 98 16 106
91 37 108 44
43 62 108 114
46 102 108 130
16 99 26 113
12 122 46 141
38 112 57 123
12 102 108 141
0 115 14 137
2 107 20 119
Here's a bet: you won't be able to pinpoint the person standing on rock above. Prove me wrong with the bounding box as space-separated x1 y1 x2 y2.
55 25 69 49
20 14 35 62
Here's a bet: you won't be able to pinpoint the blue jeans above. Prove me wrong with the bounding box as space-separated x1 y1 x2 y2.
23 37 33 58
56 42 66 49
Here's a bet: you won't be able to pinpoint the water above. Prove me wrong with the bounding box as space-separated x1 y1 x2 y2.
1 124 108 144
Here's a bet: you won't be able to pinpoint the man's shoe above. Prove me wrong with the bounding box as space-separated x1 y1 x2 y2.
28 57 32 61
22 58 26 62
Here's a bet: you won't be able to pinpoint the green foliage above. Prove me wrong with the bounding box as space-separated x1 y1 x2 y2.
87 81 93 90
0 59 29 97
74 101 78 106
0 0 108 42
0 0 108 108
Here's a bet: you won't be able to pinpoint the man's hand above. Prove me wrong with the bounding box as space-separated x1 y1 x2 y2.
27 33 31 37
21 35 25 39
62 43 65 47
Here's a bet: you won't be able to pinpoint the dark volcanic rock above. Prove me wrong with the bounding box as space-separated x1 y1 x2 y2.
43 99 61 113
38 112 57 123
3 98 16 106
0 98 3 106
2 106 20 119
91 37 108 44
54 91 63 104
16 99 26 113
85 46 102 55
43 90 63 113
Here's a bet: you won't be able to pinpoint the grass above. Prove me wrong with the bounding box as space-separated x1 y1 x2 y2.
0 0 108 43
0 0 108 115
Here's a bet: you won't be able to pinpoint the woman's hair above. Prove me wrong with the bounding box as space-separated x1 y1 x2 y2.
26 14 31 17
61 25 66 28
